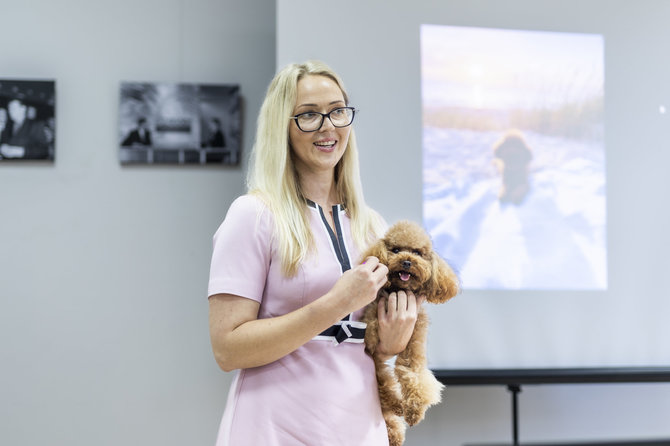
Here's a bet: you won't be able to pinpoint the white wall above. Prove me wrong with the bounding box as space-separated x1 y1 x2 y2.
0 1 274 445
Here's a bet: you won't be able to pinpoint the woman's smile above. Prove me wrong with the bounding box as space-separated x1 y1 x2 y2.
313 137 337 152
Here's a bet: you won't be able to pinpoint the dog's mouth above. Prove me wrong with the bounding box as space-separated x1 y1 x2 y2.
398 271 412 282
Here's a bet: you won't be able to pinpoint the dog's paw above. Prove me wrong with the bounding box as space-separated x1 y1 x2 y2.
387 422 406 446
382 397 404 417
391 400 404 417
403 404 427 426
384 412 407 446
420 370 445 406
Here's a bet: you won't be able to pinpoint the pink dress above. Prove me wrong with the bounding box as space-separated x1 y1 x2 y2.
208 195 389 446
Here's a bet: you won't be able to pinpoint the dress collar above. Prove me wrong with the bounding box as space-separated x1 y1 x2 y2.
304 198 345 212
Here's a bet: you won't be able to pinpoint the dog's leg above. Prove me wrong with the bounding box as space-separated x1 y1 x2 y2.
364 303 404 419
373 349 406 444
394 310 445 426
384 412 407 446
374 354 404 417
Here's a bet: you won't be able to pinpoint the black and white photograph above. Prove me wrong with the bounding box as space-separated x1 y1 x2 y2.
118 82 241 165
0 79 55 162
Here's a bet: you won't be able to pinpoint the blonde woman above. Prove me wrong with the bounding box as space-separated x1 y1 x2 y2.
208 61 422 445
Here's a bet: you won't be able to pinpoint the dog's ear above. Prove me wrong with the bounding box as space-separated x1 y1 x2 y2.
426 253 460 304
360 237 388 266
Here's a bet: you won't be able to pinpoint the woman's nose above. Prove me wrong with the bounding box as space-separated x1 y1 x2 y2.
319 115 336 132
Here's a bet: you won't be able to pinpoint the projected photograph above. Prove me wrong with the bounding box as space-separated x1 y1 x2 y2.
0 79 55 162
119 82 241 165
421 25 607 290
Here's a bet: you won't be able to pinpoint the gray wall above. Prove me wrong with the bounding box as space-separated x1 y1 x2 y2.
277 0 670 445
0 1 274 445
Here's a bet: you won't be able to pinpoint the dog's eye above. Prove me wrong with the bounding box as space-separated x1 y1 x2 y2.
412 250 422 256
391 247 400 254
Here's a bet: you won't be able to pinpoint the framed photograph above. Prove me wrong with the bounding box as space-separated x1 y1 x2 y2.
118 82 241 165
0 79 56 162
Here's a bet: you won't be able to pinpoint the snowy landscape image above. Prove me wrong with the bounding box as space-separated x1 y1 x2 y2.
421 25 607 290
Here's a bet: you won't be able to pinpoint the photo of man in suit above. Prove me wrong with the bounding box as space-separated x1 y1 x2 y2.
121 117 152 147
202 117 226 148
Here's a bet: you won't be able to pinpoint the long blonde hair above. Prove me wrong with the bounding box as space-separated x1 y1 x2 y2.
247 60 384 276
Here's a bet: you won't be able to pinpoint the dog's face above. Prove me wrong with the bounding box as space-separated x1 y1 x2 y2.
363 221 460 303
383 223 433 294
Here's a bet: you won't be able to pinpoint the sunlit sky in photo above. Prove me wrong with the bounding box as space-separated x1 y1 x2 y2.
421 24 604 110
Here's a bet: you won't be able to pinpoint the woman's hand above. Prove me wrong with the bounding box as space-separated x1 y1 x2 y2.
328 256 388 315
376 290 425 359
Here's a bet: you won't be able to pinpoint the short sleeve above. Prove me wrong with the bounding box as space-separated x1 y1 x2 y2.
207 195 273 302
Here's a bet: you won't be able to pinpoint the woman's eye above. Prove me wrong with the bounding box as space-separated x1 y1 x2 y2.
331 108 345 117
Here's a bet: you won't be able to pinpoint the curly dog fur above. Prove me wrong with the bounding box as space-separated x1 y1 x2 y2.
361 221 460 446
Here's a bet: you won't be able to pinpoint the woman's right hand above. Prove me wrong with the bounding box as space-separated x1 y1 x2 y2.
328 256 388 314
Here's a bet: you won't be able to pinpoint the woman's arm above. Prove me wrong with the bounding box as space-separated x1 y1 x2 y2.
209 256 389 371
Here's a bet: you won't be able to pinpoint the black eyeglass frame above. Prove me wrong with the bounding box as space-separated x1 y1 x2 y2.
289 106 357 132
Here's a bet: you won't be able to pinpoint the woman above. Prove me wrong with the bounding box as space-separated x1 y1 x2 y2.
208 61 422 445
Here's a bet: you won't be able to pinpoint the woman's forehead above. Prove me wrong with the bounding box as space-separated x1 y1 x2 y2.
295 75 344 105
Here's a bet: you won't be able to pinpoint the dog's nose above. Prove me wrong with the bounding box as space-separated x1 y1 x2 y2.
402 260 411 270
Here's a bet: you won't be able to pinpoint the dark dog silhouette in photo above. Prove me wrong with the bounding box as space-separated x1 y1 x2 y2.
493 129 533 205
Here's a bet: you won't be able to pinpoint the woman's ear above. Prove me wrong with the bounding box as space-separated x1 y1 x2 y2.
427 253 460 303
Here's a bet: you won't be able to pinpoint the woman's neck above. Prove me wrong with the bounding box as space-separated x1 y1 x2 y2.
299 170 339 209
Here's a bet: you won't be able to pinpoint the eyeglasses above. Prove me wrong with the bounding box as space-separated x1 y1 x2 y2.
290 107 356 132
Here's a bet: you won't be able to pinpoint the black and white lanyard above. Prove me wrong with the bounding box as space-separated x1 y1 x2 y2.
306 200 366 345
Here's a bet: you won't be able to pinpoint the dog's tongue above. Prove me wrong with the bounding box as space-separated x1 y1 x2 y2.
399 272 411 282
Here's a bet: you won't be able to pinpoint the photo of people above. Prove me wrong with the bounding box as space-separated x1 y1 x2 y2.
118 82 240 165
0 79 55 161
121 117 152 147
421 25 607 290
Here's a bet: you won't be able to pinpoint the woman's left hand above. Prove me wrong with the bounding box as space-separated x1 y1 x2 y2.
376 290 425 359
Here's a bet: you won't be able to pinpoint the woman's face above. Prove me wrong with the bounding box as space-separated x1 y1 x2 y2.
289 74 350 177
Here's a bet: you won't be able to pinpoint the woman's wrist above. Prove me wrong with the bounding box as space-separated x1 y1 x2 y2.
317 289 355 327
374 342 397 362
375 351 394 362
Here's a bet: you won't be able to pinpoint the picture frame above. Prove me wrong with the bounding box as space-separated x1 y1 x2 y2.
118 81 241 165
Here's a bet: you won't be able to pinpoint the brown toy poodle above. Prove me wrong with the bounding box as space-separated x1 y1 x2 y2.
361 220 460 446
